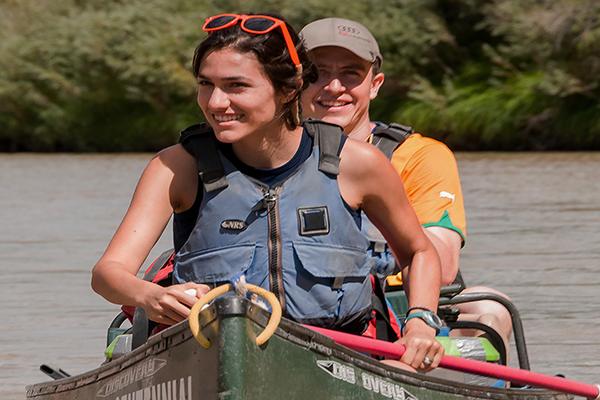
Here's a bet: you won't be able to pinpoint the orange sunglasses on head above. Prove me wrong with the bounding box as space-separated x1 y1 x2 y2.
202 14 302 73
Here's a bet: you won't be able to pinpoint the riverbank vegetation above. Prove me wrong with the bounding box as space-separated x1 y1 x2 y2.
1 0 599 151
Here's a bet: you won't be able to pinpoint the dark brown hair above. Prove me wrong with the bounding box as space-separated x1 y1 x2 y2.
192 15 317 129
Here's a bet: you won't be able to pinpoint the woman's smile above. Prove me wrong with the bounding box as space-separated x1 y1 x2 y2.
212 113 243 123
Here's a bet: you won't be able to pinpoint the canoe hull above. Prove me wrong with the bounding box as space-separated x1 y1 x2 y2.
26 298 570 400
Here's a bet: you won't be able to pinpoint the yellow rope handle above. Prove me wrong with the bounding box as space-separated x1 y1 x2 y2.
188 284 232 348
188 283 282 348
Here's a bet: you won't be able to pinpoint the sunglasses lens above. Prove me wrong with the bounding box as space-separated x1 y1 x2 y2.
205 15 236 29
243 17 276 32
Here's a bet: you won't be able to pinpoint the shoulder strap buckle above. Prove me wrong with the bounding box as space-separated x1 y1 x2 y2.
371 122 413 159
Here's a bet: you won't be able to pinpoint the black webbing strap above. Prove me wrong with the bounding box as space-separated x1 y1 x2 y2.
372 275 399 342
142 248 174 283
370 122 411 340
179 123 228 193
371 122 413 159
131 248 174 349
303 119 344 176
131 308 151 350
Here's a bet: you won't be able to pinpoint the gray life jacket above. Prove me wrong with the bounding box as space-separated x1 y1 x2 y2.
173 120 376 332
361 122 413 278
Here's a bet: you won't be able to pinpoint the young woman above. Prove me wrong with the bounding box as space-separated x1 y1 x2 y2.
91 13 443 371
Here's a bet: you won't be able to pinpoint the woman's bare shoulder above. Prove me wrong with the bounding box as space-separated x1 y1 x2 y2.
340 137 389 178
136 144 194 182
150 144 197 211
153 143 194 168
337 138 394 209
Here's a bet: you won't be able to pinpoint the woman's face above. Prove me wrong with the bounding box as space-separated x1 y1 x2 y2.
196 48 282 143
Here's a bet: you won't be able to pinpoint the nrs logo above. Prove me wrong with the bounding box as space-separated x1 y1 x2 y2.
220 219 247 232
316 360 356 384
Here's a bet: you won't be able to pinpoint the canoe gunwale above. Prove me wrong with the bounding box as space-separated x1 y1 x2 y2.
267 306 570 400
26 316 193 397
26 297 571 400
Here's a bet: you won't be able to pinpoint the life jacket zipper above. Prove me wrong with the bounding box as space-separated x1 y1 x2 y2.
264 187 285 310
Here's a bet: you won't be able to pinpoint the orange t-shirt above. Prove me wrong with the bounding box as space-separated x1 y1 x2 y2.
388 133 467 242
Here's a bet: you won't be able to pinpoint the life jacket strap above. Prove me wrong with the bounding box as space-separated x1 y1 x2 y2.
369 121 411 341
304 119 345 176
367 121 412 265
180 120 345 188
371 275 400 342
126 248 175 349
371 122 413 159
142 248 175 284
179 123 229 193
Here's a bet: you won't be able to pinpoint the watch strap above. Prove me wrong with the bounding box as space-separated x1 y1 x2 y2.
406 306 434 316
403 311 441 334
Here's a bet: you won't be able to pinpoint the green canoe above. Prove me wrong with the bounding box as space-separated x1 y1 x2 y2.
26 297 569 400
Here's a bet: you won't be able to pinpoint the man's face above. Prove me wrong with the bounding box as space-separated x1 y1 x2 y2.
302 46 384 136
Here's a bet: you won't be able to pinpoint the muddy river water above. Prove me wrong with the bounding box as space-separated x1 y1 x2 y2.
1 152 599 398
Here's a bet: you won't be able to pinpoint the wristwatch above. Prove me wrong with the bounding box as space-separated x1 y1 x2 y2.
403 310 444 334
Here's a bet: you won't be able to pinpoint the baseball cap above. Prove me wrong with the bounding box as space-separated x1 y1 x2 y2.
299 18 382 66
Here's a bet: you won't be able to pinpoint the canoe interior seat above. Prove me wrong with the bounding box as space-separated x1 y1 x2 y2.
385 289 508 366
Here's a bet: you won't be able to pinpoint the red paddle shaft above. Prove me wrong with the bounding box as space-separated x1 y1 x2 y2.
306 325 600 399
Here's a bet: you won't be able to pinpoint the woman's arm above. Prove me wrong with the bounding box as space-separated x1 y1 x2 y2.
338 139 443 370
91 145 209 325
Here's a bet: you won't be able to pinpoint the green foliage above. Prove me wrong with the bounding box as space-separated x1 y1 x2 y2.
394 0 600 150
0 0 210 151
1 0 599 151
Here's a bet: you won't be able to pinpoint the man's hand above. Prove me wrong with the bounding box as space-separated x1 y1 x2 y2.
397 319 444 371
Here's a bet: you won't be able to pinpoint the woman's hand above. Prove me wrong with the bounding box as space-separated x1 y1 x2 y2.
397 319 444 372
140 282 210 325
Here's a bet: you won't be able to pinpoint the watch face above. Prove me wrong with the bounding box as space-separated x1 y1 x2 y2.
423 312 443 329
405 310 444 331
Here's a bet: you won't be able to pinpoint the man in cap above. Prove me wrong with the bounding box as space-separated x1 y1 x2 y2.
300 17 512 359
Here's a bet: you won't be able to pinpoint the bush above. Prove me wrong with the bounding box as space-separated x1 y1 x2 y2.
1 0 599 151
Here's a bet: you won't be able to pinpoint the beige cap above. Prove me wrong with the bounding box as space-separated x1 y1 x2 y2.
300 18 382 66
